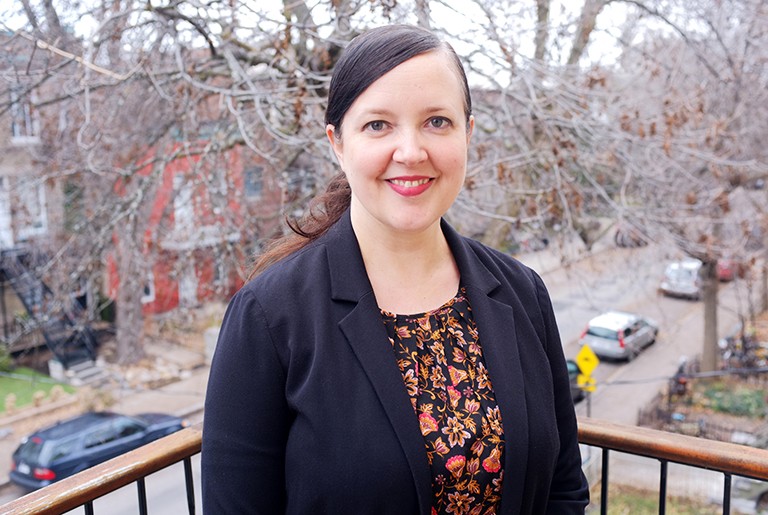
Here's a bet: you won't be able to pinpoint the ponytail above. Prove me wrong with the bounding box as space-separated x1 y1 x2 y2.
248 173 351 279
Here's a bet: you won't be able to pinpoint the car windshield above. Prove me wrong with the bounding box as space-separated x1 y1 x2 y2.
666 266 697 281
15 437 44 462
587 327 619 340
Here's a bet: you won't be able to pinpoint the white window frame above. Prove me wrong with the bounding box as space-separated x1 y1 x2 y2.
10 86 41 144
16 180 48 240
173 175 194 234
0 178 13 248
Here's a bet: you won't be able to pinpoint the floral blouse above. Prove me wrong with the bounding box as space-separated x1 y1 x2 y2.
382 288 505 515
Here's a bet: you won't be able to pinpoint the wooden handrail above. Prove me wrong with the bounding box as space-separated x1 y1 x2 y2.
3 418 768 513
579 417 768 481
1 423 202 515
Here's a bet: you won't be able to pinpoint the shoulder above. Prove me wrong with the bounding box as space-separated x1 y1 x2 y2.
457 233 545 293
242 238 331 303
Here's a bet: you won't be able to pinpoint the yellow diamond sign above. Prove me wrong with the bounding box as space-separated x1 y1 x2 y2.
575 344 600 377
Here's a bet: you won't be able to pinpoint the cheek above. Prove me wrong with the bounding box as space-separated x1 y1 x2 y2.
439 144 468 173
348 144 392 174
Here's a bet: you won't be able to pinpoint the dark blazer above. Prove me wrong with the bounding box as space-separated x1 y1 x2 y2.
202 210 589 514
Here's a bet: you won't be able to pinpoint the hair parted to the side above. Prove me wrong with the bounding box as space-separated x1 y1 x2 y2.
249 24 472 279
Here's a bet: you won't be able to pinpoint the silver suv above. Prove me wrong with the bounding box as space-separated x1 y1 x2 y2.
578 311 659 361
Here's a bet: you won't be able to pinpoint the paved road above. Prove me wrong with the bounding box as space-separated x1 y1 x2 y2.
0 238 761 507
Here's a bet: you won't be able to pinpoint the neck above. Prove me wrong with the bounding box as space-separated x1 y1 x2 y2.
351 210 460 315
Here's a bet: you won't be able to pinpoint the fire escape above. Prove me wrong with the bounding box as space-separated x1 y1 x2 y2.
0 247 97 369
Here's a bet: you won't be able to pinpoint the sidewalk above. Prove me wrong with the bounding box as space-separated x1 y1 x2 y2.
0 233 613 492
513 231 614 278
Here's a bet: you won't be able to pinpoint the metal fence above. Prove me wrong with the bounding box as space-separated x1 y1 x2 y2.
3 418 768 514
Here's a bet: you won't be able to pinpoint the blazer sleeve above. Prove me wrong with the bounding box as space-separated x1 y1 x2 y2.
532 271 591 512
202 287 290 513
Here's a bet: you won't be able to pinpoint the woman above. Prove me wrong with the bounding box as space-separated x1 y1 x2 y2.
202 24 589 514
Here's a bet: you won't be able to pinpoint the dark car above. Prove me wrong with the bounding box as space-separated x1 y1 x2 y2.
613 224 648 248
10 411 187 490
566 359 586 404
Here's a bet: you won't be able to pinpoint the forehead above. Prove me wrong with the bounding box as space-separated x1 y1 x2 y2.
348 50 465 113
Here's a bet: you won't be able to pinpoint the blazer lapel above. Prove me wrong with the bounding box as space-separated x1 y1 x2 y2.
443 220 530 514
322 212 530 514
324 212 433 515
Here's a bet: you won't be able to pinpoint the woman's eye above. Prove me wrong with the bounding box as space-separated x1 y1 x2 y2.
429 117 450 129
365 120 386 131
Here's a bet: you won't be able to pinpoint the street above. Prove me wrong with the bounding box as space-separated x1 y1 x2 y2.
530 243 756 425
0 241 761 510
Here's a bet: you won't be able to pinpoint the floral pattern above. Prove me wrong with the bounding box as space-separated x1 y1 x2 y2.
382 288 505 515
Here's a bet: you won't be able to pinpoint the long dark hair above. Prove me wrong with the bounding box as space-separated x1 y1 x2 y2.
249 25 472 278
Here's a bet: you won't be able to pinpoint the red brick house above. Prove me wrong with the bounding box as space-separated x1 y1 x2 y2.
106 141 284 315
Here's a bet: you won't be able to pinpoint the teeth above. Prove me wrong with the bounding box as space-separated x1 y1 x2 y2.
390 178 430 187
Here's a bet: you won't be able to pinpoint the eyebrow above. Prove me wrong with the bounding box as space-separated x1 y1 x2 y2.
357 106 454 118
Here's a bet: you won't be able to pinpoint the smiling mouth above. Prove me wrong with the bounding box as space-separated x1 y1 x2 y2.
388 178 432 188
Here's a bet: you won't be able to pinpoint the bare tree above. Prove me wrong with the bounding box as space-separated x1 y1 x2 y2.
2 0 765 370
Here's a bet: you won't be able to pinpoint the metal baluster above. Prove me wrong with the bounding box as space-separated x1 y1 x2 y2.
722 473 732 515
137 477 148 515
601 448 609 514
184 457 196 514
659 460 667 514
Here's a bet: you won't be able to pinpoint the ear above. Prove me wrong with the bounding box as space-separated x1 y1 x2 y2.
466 115 475 145
326 124 343 165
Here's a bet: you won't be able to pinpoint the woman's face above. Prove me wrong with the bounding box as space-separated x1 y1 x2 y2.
326 50 473 237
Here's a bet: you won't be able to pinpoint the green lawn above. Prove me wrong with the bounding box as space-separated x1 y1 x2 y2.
0 368 76 414
588 484 723 514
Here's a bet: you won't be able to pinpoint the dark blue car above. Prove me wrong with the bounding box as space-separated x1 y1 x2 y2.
10 411 188 490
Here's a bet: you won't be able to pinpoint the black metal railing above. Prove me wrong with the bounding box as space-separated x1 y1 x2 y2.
2 418 768 514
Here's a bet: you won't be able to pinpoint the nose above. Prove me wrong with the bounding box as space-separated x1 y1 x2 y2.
392 129 427 165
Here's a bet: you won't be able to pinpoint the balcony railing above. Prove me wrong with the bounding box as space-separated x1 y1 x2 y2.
3 418 768 514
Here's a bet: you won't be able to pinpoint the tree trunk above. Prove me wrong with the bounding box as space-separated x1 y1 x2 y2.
534 0 550 63
567 0 607 66
700 260 719 372
761 258 768 314
114 219 146 365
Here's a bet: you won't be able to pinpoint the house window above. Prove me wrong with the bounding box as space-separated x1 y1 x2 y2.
244 167 263 198
178 267 198 308
64 180 85 233
141 271 155 304
281 165 317 204
173 175 194 233
16 180 48 240
0 178 12 247
10 86 40 143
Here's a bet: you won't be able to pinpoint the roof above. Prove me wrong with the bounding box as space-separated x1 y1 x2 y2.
666 259 703 272
35 412 120 440
588 311 639 331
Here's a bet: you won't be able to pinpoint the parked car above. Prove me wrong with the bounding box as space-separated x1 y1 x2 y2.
10 411 188 490
578 311 659 361
566 359 586 404
613 224 648 248
717 258 747 282
659 259 703 300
